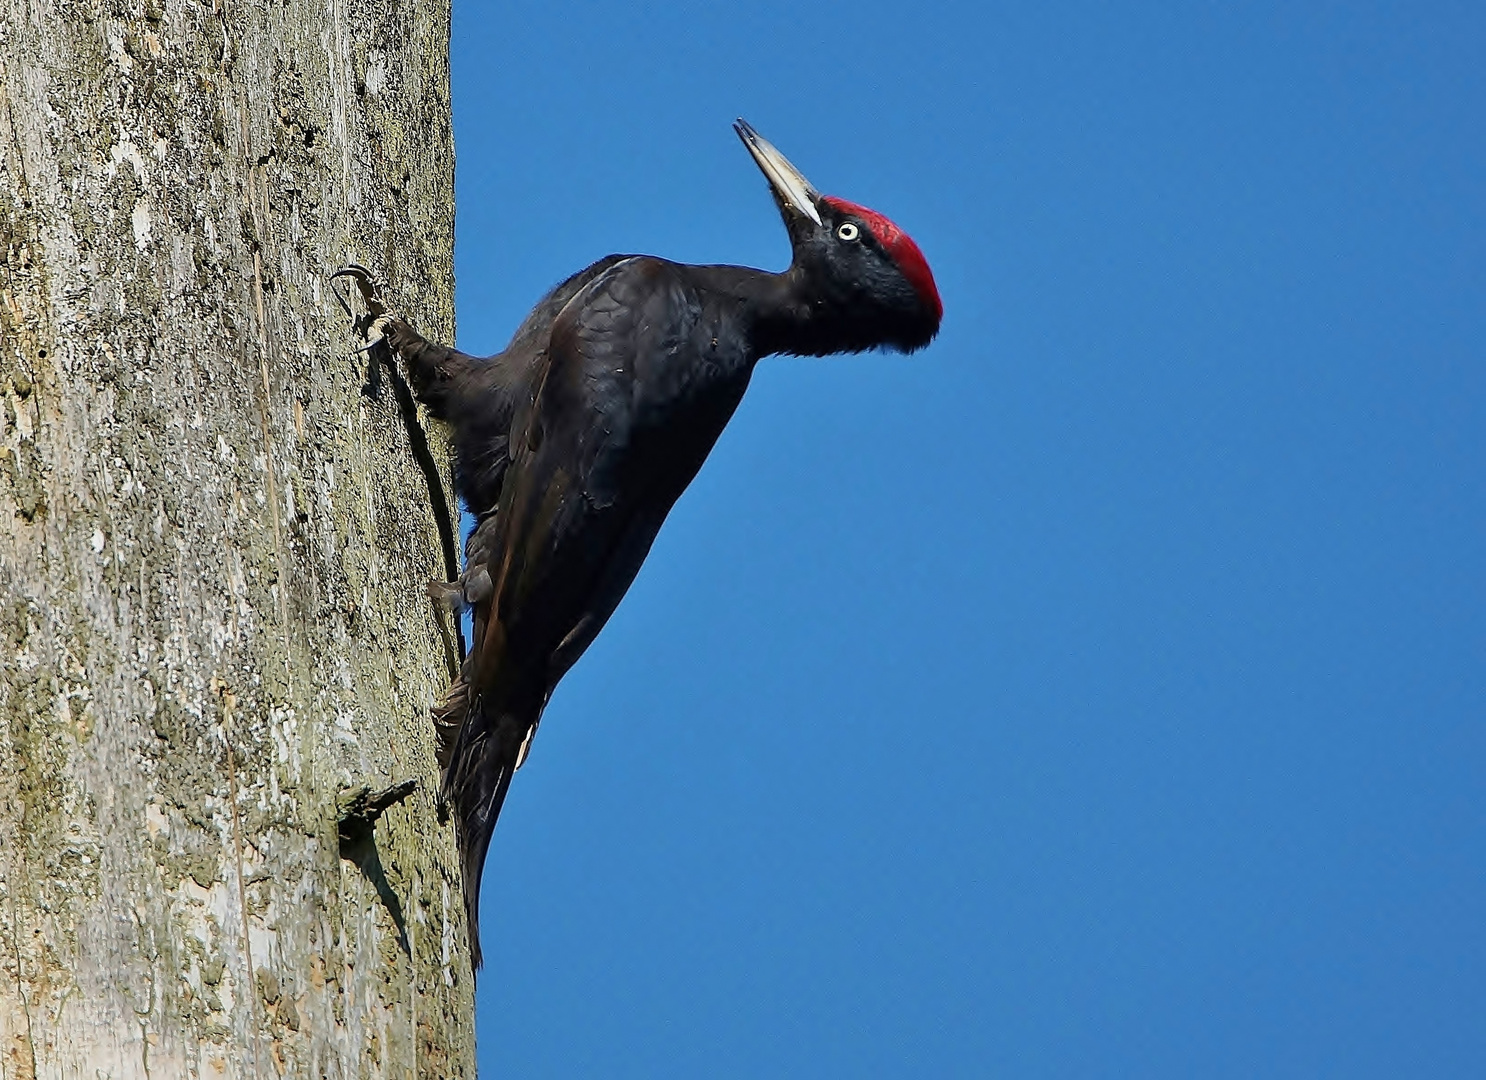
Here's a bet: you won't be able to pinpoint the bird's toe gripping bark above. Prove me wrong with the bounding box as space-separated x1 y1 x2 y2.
331 264 395 353
425 565 493 611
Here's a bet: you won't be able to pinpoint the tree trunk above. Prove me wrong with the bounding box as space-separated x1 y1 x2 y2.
0 0 474 1074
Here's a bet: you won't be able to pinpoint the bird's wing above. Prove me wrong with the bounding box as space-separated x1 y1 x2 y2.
429 257 651 764
442 256 677 967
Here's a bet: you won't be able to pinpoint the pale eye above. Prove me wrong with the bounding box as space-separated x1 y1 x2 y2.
837 222 860 241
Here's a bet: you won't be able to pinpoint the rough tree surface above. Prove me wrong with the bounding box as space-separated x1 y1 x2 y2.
0 0 475 1074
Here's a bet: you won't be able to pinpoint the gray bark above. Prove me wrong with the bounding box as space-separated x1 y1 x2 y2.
0 0 475 1075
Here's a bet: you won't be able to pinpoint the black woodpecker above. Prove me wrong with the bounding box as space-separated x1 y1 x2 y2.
335 119 942 969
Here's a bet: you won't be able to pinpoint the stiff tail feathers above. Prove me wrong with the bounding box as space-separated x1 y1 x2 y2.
438 687 540 972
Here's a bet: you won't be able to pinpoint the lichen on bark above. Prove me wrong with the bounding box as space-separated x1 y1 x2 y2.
0 0 473 1074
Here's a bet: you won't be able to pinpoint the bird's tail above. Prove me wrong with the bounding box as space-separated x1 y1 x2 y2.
440 686 542 971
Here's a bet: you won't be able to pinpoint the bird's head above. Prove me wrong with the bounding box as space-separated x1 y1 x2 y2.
734 118 942 355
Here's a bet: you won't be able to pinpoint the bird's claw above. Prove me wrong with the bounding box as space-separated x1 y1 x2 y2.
355 314 395 354
332 263 388 317
331 264 395 350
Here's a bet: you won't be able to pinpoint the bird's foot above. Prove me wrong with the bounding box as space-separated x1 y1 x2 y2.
331 263 395 352
426 565 493 611
427 579 466 607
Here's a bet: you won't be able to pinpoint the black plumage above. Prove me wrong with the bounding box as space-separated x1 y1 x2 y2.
346 120 941 968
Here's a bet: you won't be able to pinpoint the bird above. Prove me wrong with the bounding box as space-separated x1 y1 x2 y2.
333 119 941 969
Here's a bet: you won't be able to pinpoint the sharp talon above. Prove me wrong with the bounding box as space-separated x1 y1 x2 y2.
330 263 389 318
353 313 395 353
332 267 396 354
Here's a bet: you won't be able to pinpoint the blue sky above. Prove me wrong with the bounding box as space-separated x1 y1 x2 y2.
447 2 1484 1075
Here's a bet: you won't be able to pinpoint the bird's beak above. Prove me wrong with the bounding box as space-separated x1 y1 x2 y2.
734 119 823 228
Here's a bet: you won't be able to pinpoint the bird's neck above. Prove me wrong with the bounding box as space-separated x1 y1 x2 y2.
692 264 853 359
